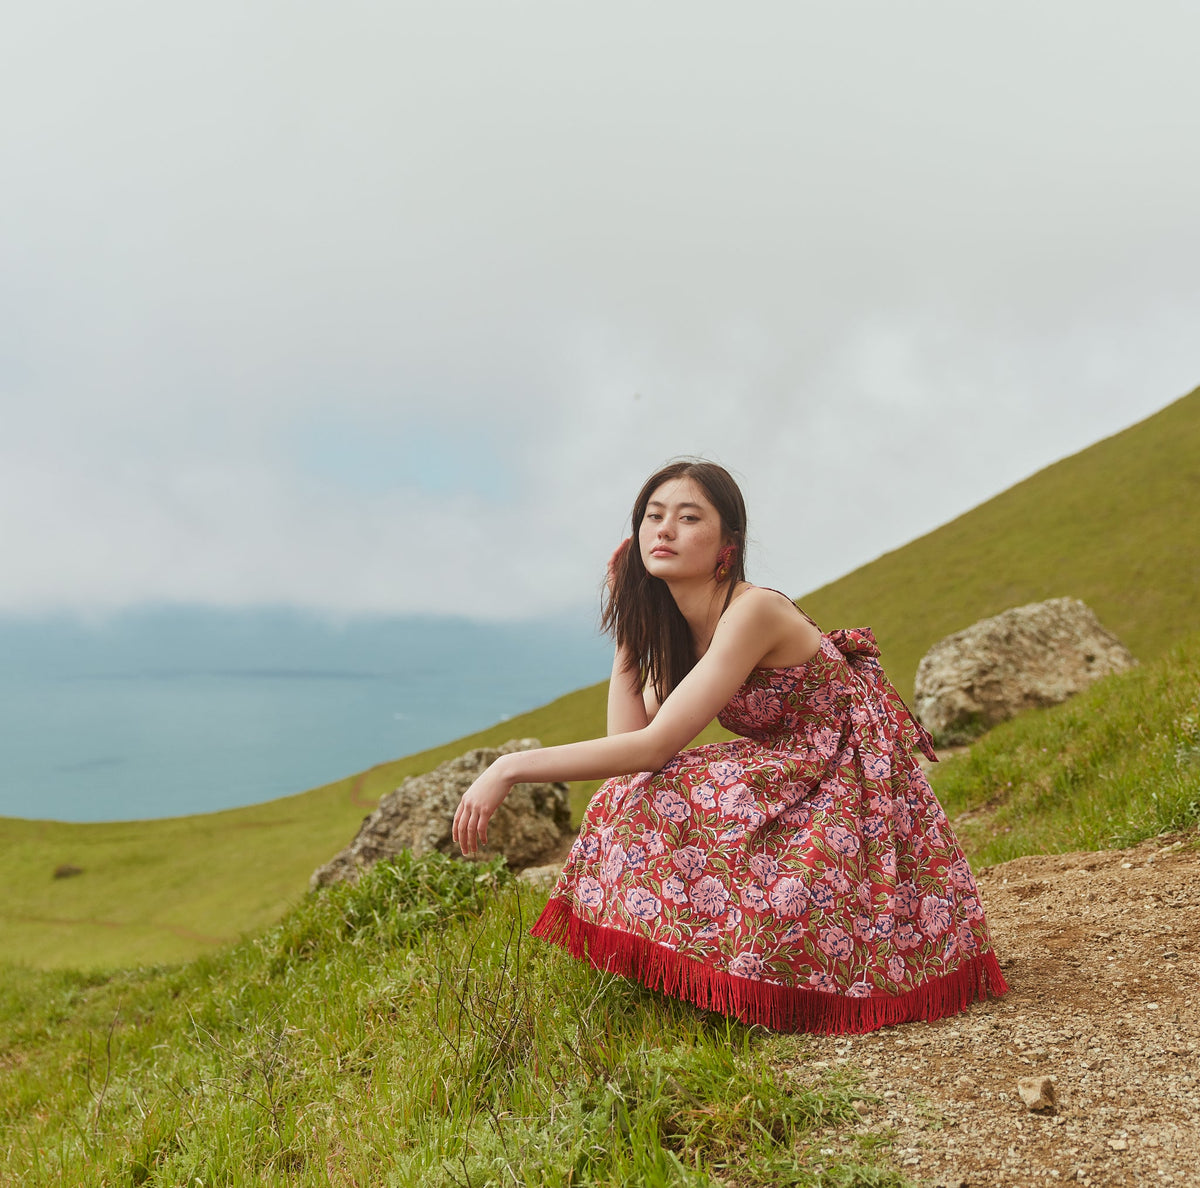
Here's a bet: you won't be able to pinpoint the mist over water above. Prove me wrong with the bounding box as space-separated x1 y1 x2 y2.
0 608 611 822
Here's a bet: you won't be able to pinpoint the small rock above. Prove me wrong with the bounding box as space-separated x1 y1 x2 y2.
52 864 84 879
1106 1138 1128 1151
1017 1075 1057 1111
517 862 563 886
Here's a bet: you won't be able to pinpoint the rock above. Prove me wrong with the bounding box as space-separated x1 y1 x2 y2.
913 597 1135 743
1106 1138 1128 1151
52 864 84 879
517 862 564 887
310 738 571 889
1017 1075 1058 1112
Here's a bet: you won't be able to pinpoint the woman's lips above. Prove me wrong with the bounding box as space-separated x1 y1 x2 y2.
650 547 676 557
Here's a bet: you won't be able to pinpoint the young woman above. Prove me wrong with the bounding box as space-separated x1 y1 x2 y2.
452 460 1006 1034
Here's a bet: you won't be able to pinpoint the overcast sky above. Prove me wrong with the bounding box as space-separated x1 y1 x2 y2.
2 2 1198 621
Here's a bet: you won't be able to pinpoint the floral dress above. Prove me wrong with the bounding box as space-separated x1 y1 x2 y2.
530 626 1007 1034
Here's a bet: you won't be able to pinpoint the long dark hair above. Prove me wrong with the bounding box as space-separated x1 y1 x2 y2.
601 460 748 702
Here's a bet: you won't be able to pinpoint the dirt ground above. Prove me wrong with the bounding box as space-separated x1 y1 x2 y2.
793 830 1200 1187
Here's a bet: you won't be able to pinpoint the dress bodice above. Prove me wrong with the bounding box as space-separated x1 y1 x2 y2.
718 629 938 762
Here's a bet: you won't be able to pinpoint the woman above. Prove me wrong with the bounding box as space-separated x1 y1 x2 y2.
453 460 1006 1034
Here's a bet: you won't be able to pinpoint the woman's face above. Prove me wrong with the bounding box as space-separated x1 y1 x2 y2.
638 477 727 583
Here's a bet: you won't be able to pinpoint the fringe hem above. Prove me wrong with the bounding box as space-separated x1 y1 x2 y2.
530 896 1009 1035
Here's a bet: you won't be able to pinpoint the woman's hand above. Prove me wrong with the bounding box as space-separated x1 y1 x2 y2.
606 537 631 593
452 756 515 856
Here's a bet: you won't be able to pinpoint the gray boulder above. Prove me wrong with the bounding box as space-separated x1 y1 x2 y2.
310 738 571 889
913 597 1135 744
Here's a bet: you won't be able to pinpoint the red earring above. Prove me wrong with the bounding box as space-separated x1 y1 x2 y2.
715 544 737 582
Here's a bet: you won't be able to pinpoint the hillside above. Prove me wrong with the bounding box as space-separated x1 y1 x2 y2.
802 385 1200 700
1 384 1197 971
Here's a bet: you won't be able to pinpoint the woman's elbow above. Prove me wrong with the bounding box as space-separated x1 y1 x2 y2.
639 729 681 772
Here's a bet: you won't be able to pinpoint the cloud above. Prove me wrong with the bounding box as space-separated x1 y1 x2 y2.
2 2 1198 617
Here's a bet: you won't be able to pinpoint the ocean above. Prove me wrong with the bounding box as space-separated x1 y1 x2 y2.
0 607 612 823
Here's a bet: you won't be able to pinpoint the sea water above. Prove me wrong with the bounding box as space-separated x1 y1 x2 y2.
0 607 612 822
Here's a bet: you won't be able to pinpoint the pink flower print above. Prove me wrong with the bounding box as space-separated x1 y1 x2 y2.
861 815 887 841
745 688 782 722
811 726 840 758
601 843 626 884
729 951 766 980
805 685 840 714
576 877 604 910
671 846 707 881
662 873 689 905
894 922 923 951
769 877 810 917
579 835 600 861
718 781 759 819
957 922 979 953
887 954 906 983
878 851 897 877
895 882 921 918
894 810 913 838
942 931 960 961
808 881 833 910
642 830 667 858
846 980 873 998
608 782 628 810
926 821 944 847
817 925 853 962
718 825 748 844
874 914 895 939
652 789 690 824
961 896 985 921
780 922 805 943
855 880 873 907
689 781 717 810
625 844 647 870
808 786 835 812
707 759 742 787
624 887 662 921
748 853 779 885
861 751 892 781
782 804 812 828
826 869 852 894
826 826 860 857
948 860 976 892
853 913 875 941
695 921 721 942
724 906 743 930
918 895 952 938
691 875 730 918
868 790 894 817
740 882 769 912
808 971 838 992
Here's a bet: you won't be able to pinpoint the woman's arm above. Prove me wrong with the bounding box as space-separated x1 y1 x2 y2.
453 589 795 853
607 645 649 735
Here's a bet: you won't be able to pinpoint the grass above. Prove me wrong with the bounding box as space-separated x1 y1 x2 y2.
0 853 908 1187
929 627 1200 865
2 383 1197 971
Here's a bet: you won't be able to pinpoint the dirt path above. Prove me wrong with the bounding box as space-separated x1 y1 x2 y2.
790 830 1200 1186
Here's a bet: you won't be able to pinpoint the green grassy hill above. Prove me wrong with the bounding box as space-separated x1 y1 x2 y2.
2 384 1197 971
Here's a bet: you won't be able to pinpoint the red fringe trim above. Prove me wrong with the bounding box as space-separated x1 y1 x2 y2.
530 896 1009 1035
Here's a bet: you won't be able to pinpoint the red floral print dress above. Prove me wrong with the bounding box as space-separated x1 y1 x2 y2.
531 625 1007 1034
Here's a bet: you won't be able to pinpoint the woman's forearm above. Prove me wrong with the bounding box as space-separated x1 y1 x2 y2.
606 646 649 735
498 727 672 787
